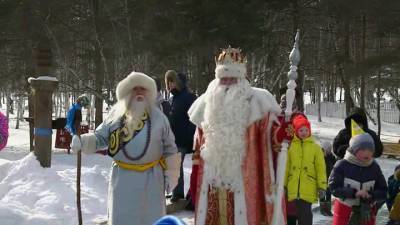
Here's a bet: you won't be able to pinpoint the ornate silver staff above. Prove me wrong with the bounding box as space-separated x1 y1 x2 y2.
272 29 300 225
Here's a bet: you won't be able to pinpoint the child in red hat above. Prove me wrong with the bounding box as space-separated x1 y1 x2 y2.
285 115 327 225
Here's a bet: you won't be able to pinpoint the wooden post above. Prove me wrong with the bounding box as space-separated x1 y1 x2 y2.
29 44 58 168
29 79 58 167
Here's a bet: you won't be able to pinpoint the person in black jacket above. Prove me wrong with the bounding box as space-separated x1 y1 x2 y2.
333 107 383 159
165 70 197 202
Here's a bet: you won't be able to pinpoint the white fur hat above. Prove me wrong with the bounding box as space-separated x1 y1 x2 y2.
215 64 246 79
116 72 157 102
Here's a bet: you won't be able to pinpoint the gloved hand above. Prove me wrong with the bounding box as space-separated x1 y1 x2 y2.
319 189 326 200
273 143 282 152
70 135 82 152
359 198 373 223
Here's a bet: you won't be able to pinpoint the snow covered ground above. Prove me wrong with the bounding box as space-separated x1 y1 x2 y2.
0 113 399 225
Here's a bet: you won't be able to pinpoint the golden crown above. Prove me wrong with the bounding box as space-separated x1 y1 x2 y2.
215 46 247 66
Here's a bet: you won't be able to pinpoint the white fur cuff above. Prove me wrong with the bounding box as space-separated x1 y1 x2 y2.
80 133 97 154
164 153 181 190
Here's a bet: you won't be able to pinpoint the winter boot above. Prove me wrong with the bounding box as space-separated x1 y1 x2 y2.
320 201 333 216
185 200 195 211
320 201 327 216
325 201 333 216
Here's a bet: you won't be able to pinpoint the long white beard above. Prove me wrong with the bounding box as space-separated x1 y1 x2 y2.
106 95 148 136
201 79 252 190
124 97 148 135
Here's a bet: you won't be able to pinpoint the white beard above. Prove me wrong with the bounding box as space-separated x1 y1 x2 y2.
201 79 252 191
124 97 148 135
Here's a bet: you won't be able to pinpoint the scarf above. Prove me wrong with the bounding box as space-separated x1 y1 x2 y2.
344 151 374 167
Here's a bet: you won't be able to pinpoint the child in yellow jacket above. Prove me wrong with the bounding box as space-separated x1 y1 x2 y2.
285 115 327 225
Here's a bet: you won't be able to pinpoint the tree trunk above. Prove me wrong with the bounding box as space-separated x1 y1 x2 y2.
317 28 324 122
15 95 24 129
377 37 382 137
317 81 322 122
94 49 104 127
343 20 354 115
92 0 104 127
6 92 10 119
15 97 20 129
64 91 69 117
377 70 381 137
360 14 366 109
124 0 134 69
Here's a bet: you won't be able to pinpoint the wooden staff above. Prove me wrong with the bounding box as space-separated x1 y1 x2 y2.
76 128 83 225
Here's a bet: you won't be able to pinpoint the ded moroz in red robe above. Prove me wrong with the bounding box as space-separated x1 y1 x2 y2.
188 87 283 225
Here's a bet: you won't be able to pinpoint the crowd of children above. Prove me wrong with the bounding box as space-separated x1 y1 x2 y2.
283 107 400 225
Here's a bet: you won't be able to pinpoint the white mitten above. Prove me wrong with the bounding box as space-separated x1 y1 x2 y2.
164 153 181 193
70 135 82 152
79 133 97 154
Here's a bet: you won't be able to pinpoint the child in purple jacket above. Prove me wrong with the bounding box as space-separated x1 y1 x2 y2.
0 112 8 150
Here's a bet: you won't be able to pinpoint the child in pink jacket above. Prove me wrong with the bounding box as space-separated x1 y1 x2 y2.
0 112 8 150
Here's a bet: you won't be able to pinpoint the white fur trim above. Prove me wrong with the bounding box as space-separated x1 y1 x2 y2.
196 168 210 225
234 171 248 225
248 87 281 124
267 113 276 185
80 133 97 154
188 93 206 127
215 64 246 79
164 153 181 191
272 140 289 225
188 82 281 127
116 72 157 102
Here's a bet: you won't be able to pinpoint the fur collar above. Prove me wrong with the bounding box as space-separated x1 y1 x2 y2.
188 85 281 128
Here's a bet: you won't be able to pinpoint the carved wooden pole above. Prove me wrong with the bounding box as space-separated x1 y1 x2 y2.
29 44 58 168
272 30 300 225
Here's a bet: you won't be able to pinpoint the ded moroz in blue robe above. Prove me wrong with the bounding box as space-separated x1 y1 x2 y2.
82 107 179 225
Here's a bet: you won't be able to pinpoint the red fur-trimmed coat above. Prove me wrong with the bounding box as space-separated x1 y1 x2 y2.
193 113 278 225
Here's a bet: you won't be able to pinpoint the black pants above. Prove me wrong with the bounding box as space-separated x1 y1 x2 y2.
287 216 297 225
287 199 312 225
172 150 186 198
297 199 312 225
